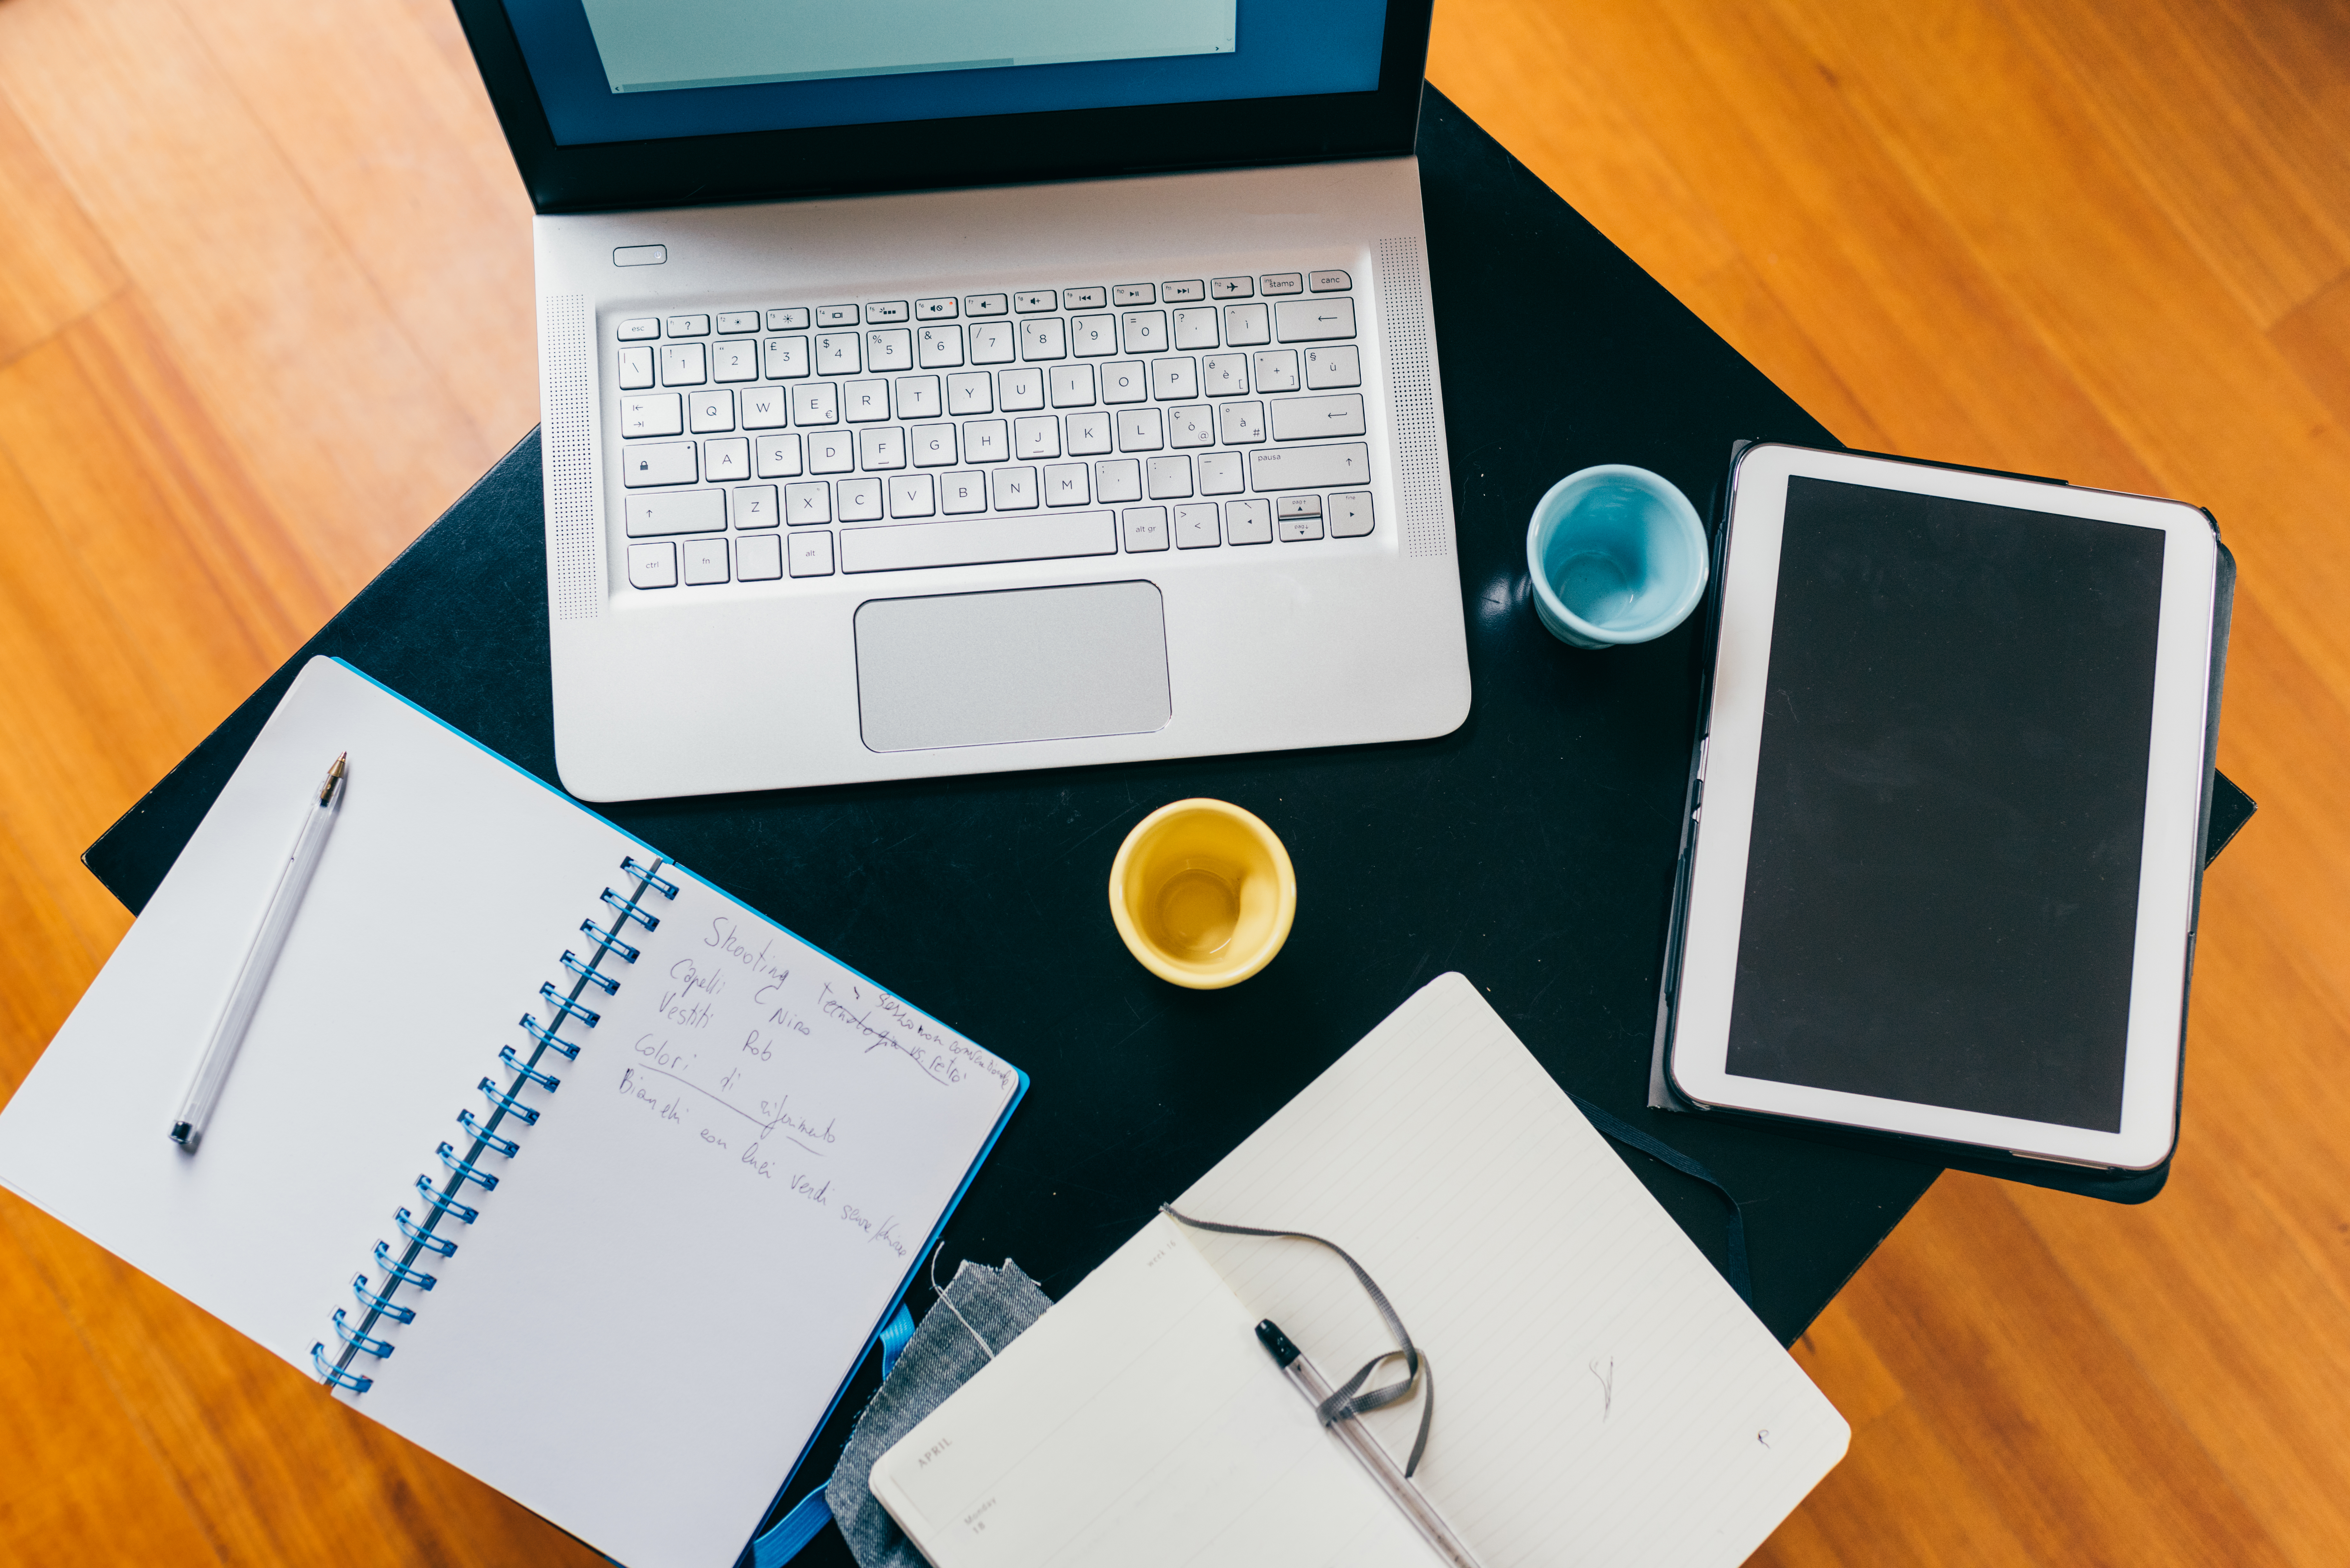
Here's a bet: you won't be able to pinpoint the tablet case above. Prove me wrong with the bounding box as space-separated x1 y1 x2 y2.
1649 442 2249 1204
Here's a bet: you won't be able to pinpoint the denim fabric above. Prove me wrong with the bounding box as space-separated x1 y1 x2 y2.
825 1260 1055 1568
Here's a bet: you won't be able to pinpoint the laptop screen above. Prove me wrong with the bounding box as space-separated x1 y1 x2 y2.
504 0 1391 147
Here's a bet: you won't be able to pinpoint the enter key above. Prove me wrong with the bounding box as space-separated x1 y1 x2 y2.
1269 393 1367 441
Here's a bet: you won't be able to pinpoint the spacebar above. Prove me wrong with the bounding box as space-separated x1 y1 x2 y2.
840 512 1118 573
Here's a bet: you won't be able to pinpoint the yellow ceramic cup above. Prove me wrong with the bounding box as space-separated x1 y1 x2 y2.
1108 799 1297 989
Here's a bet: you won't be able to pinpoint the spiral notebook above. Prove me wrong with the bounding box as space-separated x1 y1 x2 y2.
0 657 1026 1568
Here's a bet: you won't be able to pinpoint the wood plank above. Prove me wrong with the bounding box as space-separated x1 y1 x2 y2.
0 809 116 1102
0 410 191 1019
183 0 538 452
0 91 121 369
1786 1294 1905 1436
0 0 501 601
2270 269 2350 431
1999 0 2350 326
1770 1175 2299 1567
0 300 316 849
1755 1404 2037 1567
2202 0 2350 248
0 1205 225 1568
0 295 330 690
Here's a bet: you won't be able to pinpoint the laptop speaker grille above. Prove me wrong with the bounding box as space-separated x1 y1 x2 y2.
1375 236 1447 561
542 292 601 622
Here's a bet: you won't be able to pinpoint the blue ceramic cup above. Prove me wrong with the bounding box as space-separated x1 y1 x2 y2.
1525 465 1709 648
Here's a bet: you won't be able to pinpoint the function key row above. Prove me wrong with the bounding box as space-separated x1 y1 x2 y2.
612 272 1349 342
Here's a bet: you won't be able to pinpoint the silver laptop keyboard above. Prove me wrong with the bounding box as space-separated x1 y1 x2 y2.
607 270 1377 591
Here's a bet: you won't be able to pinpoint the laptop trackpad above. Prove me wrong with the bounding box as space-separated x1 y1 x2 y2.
855 582 1172 752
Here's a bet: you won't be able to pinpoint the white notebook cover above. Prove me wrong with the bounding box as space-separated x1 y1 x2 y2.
0 656 1023 1568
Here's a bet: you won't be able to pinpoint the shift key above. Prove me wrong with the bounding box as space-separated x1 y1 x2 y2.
1271 394 1366 441
1249 442 1370 492
625 488 725 536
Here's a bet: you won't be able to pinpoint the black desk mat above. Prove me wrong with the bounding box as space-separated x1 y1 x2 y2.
80 89 2082 1560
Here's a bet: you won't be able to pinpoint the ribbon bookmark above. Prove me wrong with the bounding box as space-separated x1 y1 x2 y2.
1158 1203 1437 1477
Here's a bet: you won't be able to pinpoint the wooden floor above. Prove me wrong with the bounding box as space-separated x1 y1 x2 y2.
1 0 2345 1561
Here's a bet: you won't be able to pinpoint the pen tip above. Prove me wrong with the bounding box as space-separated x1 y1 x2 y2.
330 753 347 776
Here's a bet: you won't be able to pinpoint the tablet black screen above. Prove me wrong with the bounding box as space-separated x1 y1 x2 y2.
1724 475 2166 1131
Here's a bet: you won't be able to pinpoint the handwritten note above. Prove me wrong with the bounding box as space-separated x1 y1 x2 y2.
588 901 1015 1263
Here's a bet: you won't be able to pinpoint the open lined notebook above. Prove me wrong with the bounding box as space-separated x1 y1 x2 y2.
869 974 1844 1567
0 657 1024 1568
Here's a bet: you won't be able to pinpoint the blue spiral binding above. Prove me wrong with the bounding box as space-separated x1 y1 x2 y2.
374 1239 437 1291
519 1014 581 1060
622 857 680 900
579 918 640 964
478 1076 542 1124
499 1044 561 1091
353 1272 418 1324
601 886 660 931
315 855 671 1396
436 1142 501 1192
560 950 621 995
455 1107 520 1157
313 1342 372 1393
331 1307 396 1358
414 1172 481 1225
538 982 602 1028
395 1207 459 1257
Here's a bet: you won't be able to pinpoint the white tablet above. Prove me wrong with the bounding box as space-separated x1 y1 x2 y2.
1664 444 2224 1170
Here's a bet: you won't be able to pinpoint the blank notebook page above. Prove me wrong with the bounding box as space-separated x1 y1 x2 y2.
1175 973 1847 1568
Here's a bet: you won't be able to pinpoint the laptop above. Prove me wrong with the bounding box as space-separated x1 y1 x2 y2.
456 0 1471 801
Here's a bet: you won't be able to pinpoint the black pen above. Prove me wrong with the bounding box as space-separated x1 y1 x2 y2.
1256 1319 1484 1568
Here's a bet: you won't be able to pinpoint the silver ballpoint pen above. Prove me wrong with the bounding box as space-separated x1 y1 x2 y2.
170 753 348 1152
1256 1319 1484 1568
